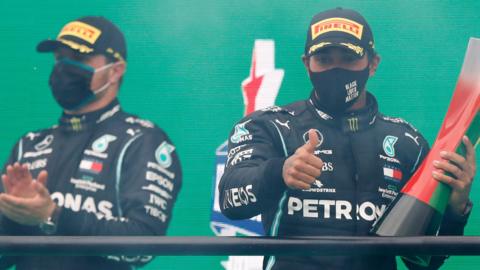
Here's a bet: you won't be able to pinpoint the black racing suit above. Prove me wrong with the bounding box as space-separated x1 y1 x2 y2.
219 92 469 270
0 99 182 270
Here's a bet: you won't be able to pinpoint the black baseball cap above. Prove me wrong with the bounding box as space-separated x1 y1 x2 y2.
305 7 374 58
37 16 127 62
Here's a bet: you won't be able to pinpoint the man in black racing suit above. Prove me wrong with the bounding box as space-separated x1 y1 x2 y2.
0 16 181 270
219 8 476 270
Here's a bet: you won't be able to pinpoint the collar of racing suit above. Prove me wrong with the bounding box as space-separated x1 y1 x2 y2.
308 91 378 133
58 99 121 132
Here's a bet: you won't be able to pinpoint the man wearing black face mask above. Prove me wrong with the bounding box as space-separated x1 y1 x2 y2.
219 7 476 270
0 16 182 269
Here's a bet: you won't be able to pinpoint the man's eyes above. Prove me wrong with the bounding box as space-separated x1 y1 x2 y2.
314 55 358 65
315 56 332 64
342 55 357 63
55 50 91 62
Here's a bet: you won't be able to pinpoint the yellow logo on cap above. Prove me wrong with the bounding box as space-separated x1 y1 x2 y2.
308 42 331 55
58 21 102 44
311 17 363 40
340 43 364 56
58 38 93 53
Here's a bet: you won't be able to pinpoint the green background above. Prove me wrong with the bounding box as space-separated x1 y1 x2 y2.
0 0 479 269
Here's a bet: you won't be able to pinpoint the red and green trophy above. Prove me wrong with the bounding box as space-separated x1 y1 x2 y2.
371 37 480 266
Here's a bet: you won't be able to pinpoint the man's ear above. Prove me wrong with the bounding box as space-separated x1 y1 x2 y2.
302 54 312 78
109 62 126 84
369 54 380 77
302 54 309 69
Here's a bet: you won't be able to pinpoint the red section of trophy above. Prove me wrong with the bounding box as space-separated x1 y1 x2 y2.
402 38 480 204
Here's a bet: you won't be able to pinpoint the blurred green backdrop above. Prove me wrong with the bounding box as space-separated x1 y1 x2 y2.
0 0 479 269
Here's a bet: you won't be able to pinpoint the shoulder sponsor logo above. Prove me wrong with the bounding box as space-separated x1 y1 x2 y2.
230 119 253 144
229 148 253 166
92 134 117 153
260 106 295 115
261 106 282 112
24 148 52 158
34 135 54 151
147 162 175 179
383 135 398 157
302 129 324 148
382 116 418 132
125 117 154 128
382 116 403 123
311 17 364 40
274 119 290 130
70 178 106 192
155 141 175 168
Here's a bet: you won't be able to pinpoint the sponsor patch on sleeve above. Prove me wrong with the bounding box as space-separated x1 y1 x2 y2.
155 141 175 168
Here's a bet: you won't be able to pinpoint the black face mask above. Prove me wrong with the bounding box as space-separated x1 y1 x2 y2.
49 59 112 111
309 66 370 115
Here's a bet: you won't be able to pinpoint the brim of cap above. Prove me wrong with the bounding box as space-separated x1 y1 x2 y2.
36 39 64 53
36 39 93 54
308 37 366 58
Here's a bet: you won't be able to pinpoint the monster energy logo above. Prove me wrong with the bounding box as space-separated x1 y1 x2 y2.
70 117 82 131
347 117 359 131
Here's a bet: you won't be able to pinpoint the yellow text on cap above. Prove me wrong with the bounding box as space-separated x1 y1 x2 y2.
311 17 363 40
58 21 102 45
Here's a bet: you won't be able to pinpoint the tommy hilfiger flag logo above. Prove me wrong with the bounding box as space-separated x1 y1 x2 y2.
79 159 103 174
383 167 402 181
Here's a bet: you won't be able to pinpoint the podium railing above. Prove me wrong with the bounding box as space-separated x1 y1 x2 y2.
0 236 479 256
